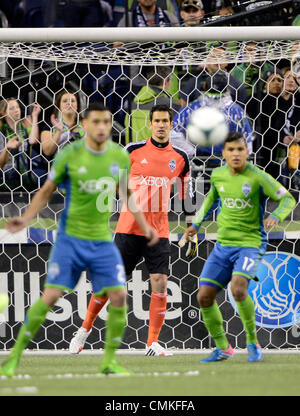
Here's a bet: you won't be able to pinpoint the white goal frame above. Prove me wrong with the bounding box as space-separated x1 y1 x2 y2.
0 26 299 353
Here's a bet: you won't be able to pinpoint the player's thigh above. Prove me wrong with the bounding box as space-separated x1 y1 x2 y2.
143 238 171 276
232 246 266 282
114 233 144 276
45 234 85 292
199 243 233 291
88 241 127 297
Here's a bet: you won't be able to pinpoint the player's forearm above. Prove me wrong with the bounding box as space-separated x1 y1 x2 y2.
22 181 56 223
270 192 296 223
192 191 217 229
125 188 150 235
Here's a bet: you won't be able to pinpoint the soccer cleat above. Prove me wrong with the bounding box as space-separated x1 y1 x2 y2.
100 360 134 376
247 343 262 362
145 342 173 357
0 356 19 377
200 345 234 363
69 327 91 354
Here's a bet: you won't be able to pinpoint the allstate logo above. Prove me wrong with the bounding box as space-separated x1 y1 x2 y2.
228 252 300 328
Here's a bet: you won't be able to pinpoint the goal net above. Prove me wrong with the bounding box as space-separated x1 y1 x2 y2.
0 27 299 352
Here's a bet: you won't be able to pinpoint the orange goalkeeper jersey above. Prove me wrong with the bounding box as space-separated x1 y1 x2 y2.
115 137 192 238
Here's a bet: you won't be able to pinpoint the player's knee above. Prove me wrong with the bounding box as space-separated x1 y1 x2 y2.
197 290 214 308
231 285 248 302
108 289 126 308
150 273 168 292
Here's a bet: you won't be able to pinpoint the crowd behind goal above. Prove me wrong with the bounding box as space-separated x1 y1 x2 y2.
0 1 299 197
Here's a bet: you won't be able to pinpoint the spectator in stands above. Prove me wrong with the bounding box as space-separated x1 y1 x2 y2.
117 0 179 27
254 69 294 185
63 0 112 27
231 42 274 98
281 68 300 190
282 67 299 101
125 66 183 144
180 0 205 26
215 0 234 17
0 98 41 190
179 44 249 108
40 91 84 158
173 72 254 159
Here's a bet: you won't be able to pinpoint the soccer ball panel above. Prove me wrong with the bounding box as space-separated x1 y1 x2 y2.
186 107 229 147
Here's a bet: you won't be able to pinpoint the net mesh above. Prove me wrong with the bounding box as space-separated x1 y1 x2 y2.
0 33 299 351
0 39 300 65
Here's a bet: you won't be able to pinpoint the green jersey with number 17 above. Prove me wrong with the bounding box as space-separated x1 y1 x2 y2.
48 139 130 241
192 162 296 248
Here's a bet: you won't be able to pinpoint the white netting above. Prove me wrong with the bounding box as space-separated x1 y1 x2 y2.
0 27 299 351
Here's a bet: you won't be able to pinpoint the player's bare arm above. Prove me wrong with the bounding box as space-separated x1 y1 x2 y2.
6 179 57 233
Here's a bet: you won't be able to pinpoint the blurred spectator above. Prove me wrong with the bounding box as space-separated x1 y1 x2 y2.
282 67 299 102
40 91 84 158
215 0 234 16
230 42 274 98
125 66 181 144
180 0 205 26
0 0 21 26
254 69 294 185
292 14 300 26
173 72 254 158
63 0 112 27
179 44 249 108
21 0 46 27
118 0 179 27
281 68 300 189
0 98 41 190
114 0 180 26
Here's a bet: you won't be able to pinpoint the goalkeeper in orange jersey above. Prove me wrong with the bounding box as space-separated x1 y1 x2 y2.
70 104 196 357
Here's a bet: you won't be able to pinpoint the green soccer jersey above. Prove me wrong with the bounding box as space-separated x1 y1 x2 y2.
48 139 130 241
193 162 296 248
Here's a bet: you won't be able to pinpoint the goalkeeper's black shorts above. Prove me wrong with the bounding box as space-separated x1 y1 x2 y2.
114 233 170 276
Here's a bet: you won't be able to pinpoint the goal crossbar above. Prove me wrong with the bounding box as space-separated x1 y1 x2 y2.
0 26 299 43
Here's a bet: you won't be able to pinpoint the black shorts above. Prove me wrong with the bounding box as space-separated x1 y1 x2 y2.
114 233 170 276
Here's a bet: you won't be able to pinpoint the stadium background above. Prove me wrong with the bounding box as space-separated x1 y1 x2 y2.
0 0 299 354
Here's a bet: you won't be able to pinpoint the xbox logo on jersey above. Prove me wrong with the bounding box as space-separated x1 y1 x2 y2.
228 252 300 328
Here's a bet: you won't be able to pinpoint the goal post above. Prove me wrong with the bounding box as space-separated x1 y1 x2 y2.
0 26 299 352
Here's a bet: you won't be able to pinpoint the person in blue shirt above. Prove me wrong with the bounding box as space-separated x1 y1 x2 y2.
173 72 254 158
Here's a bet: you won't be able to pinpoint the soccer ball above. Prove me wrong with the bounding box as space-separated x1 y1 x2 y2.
186 106 229 147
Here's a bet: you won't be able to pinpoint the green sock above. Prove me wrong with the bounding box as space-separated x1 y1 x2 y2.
11 298 51 360
102 305 127 366
201 302 229 350
236 295 258 345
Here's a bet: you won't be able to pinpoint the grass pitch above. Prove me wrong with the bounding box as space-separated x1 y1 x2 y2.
0 352 300 396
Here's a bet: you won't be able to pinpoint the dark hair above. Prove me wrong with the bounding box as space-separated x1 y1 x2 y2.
146 66 172 87
83 102 112 119
224 132 247 147
149 104 173 122
54 90 81 119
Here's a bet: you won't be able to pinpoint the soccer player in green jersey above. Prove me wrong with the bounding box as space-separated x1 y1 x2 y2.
0 102 158 377
183 132 296 362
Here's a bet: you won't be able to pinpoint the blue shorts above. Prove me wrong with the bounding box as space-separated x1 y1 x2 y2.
45 233 126 296
199 242 266 291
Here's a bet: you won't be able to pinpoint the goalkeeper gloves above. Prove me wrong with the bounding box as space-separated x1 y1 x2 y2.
178 233 198 259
